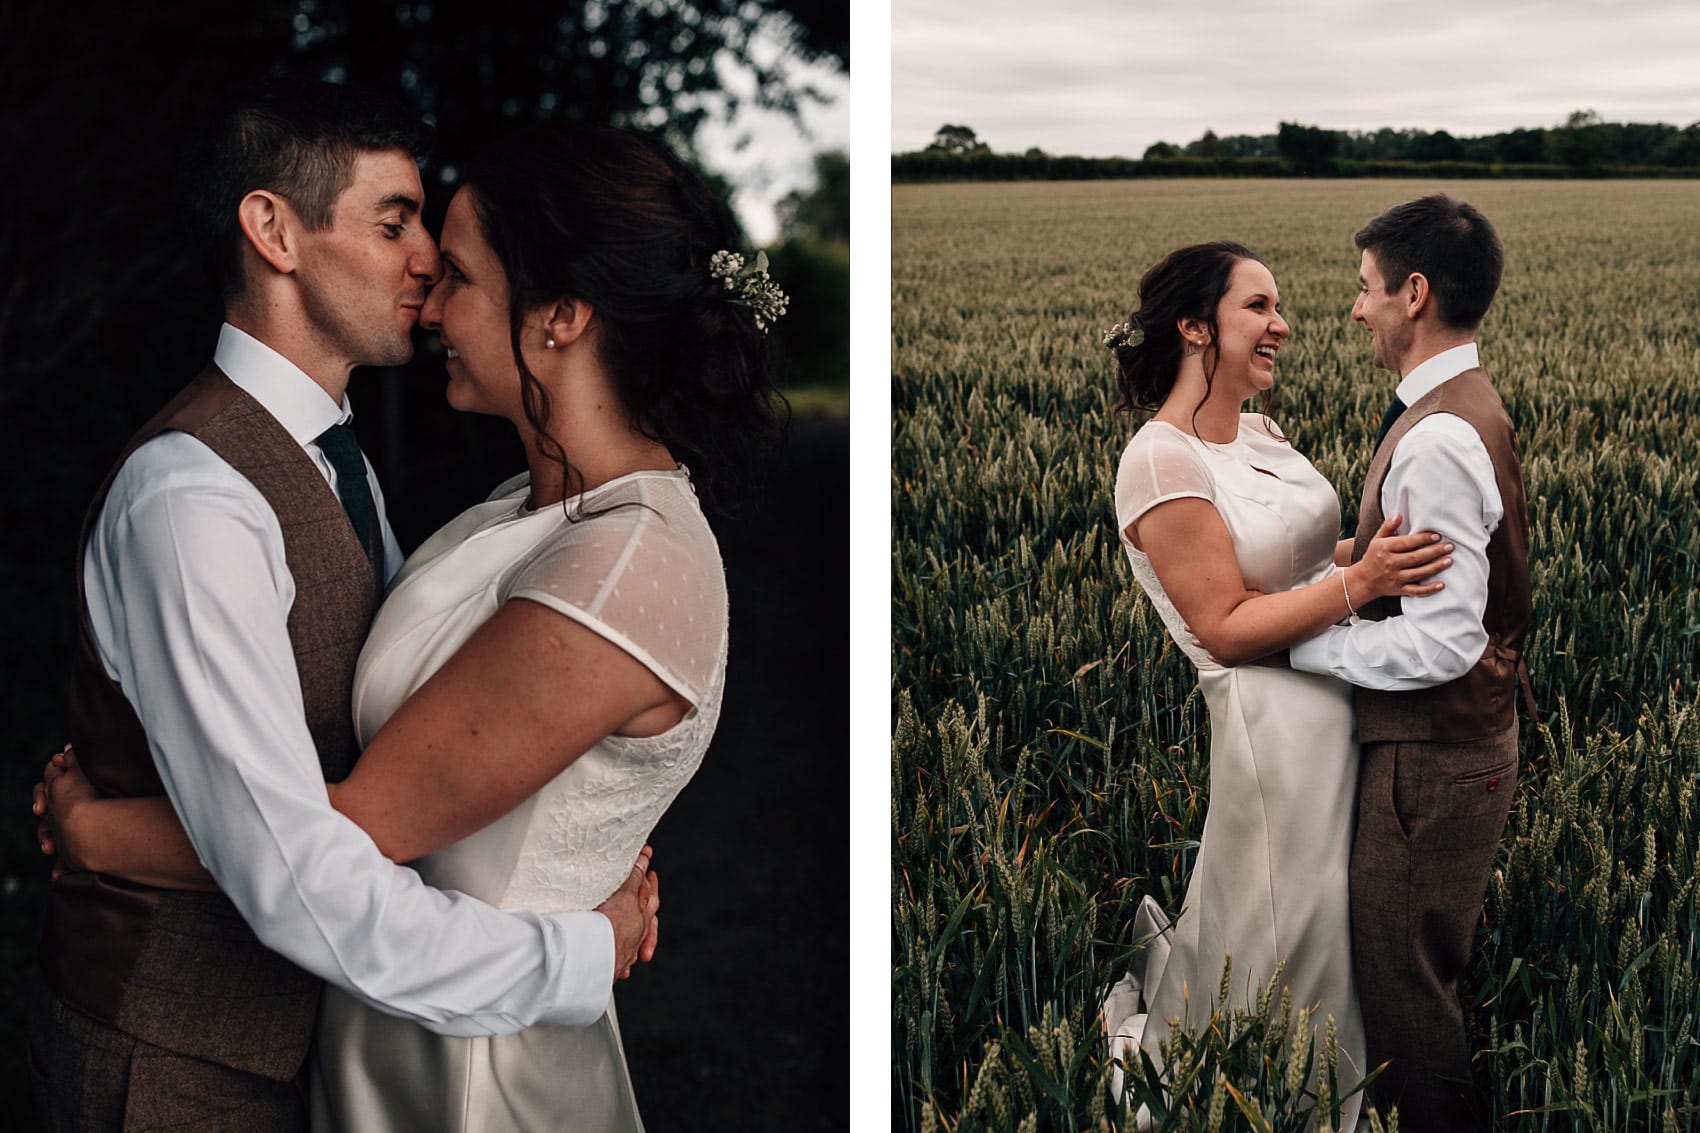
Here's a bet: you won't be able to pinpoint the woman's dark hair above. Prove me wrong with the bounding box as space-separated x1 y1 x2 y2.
1354 193 1502 330
461 122 783 513
1112 240 1265 421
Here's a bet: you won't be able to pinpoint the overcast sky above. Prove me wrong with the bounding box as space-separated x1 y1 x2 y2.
892 0 1700 156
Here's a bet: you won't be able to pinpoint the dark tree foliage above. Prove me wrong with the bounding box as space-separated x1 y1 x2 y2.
926 123 989 154
1548 108 1613 172
772 0 849 65
1496 127 1549 164
1214 132 1279 158
325 0 843 169
1661 123 1700 166
1409 128 1464 162
1458 135 1497 163
1183 128 1222 158
1336 127 1407 160
1610 121 1674 165
1275 120 1341 171
1131 116 1697 171
778 149 849 242
768 149 848 388
0 0 843 412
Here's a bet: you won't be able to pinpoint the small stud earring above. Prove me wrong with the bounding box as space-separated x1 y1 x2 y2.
545 337 556 349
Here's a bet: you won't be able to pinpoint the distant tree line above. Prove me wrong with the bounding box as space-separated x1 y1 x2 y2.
895 112 1700 182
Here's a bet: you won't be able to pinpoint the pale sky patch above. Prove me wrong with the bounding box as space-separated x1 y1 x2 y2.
697 31 849 245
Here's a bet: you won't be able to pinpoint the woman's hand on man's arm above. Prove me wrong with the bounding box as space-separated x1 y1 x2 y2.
33 746 219 890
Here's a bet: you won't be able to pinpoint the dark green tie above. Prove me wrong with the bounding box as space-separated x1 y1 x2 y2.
314 422 375 560
1373 394 1407 452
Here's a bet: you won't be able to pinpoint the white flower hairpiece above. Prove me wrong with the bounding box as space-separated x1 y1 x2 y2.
709 249 790 332
1102 318 1144 351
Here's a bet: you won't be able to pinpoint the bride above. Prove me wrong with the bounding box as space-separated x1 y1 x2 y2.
1102 242 1452 1127
34 121 782 1131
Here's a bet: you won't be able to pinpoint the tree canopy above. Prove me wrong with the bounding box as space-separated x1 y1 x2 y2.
0 0 843 412
1276 121 1340 170
1547 109 1613 172
927 124 990 155
897 111 1700 185
1145 112 1700 170
778 150 850 242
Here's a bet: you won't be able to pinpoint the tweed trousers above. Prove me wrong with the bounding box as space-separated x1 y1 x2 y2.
1350 728 1517 1133
27 981 306 1133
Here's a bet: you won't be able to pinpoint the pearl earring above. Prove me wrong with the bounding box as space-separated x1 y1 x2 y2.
545 337 556 349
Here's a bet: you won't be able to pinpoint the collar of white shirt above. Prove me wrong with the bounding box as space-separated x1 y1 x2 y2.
1394 341 1480 407
214 323 353 447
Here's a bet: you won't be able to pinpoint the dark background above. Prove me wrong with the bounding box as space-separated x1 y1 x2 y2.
0 1 848 1127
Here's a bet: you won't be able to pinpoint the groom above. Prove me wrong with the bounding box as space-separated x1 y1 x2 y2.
29 80 656 1131
1289 195 1531 1131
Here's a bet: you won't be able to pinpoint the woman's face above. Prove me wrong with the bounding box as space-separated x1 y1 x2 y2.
420 188 525 419
1207 258 1290 398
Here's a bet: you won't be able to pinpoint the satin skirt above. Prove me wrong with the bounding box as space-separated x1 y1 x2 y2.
309 986 643 1132
1105 665 1368 1130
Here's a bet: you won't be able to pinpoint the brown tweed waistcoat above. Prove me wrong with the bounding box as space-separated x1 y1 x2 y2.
40 364 382 1081
1350 367 1533 743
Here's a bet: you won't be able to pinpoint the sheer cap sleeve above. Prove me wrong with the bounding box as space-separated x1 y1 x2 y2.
500 474 725 706
1114 424 1216 541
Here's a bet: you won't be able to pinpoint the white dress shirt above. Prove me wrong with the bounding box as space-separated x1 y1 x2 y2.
1290 343 1504 690
83 323 615 1034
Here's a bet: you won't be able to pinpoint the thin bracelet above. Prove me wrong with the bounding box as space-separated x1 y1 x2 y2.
1340 570 1357 616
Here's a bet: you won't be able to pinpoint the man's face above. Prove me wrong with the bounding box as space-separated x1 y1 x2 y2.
1351 248 1411 375
293 149 440 369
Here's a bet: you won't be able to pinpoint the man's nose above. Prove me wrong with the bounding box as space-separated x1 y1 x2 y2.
411 235 442 285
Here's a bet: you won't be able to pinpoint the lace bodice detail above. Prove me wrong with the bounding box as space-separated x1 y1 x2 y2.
1113 415 1342 670
351 467 727 913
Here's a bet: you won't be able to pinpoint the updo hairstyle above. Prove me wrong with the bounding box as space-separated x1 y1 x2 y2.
461 122 783 510
1112 240 1264 415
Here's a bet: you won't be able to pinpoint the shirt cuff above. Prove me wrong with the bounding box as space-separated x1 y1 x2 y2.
540 910 618 1027
1289 629 1337 676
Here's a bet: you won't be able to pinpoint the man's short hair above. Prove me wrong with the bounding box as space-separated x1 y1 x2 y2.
179 79 433 303
1354 194 1503 330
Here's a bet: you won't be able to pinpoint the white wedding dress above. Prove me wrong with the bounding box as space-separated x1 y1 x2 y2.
309 467 726 1133
1106 414 1366 1129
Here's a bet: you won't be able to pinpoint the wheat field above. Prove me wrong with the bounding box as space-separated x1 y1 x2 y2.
891 179 1700 1130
